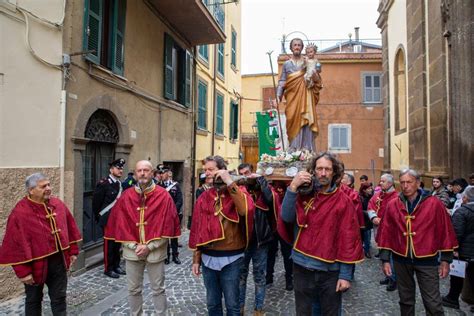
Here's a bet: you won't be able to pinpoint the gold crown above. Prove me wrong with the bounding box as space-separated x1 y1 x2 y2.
306 42 318 51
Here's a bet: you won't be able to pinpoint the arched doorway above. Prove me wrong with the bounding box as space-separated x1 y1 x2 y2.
82 110 119 249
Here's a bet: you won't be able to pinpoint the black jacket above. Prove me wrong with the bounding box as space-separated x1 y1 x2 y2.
249 177 274 247
92 176 122 227
452 203 474 259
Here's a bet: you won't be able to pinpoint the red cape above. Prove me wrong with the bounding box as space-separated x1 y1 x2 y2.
340 184 365 228
367 190 398 243
104 184 180 243
377 195 458 257
189 186 254 249
279 188 363 263
0 197 82 283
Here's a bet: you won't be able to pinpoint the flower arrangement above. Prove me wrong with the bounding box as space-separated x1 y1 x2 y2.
257 150 316 176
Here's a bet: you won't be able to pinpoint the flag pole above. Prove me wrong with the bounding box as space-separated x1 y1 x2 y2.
267 51 285 151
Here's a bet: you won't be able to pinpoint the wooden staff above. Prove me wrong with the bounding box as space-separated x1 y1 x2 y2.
267 51 285 152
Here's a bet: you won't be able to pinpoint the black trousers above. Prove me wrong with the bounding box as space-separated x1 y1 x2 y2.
167 213 182 258
393 260 444 316
446 261 474 300
103 239 121 272
293 263 341 316
24 252 67 316
267 234 293 282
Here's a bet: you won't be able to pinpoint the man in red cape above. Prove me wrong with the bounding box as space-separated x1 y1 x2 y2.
279 152 363 315
0 173 81 315
104 160 180 316
377 169 458 315
189 155 254 316
367 173 399 291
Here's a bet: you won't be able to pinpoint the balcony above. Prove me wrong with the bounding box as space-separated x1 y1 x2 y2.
146 0 225 46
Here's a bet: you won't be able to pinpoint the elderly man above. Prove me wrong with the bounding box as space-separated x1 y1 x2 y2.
367 173 399 290
280 151 363 315
189 156 255 316
0 173 82 315
105 160 181 316
378 169 458 315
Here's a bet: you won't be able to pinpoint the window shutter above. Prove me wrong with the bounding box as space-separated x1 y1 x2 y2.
229 102 235 139
111 0 126 75
164 33 174 100
231 31 237 67
185 51 192 107
83 0 102 64
216 95 224 135
232 102 239 140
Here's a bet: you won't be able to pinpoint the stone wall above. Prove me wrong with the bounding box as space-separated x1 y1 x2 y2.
0 167 60 301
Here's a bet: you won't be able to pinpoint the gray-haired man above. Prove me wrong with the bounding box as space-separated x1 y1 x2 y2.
0 173 82 315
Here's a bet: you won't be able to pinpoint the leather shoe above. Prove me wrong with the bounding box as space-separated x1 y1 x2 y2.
379 277 389 285
364 252 372 259
285 280 294 291
114 267 126 275
104 270 120 279
172 256 181 264
442 295 460 309
386 280 397 291
164 258 170 265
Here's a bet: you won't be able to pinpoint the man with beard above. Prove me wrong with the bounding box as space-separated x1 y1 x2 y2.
378 169 458 315
367 173 399 291
279 151 363 315
277 38 323 151
430 176 450 208
105 160 181 316
0 173 81 315
93 158 127 278
189 156 255 316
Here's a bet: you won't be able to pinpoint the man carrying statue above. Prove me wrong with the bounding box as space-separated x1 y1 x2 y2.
277 38 323 152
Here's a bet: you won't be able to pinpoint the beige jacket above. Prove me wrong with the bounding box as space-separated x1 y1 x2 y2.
123 239 168 263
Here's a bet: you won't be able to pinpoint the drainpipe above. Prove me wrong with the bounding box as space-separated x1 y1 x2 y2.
59 54 70 200
211 44 218 155
190 48 198 228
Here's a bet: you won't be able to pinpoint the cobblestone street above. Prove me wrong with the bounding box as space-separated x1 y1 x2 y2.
0 231 471 315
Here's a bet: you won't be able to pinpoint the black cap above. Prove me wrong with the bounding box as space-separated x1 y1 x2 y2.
109 158 125 169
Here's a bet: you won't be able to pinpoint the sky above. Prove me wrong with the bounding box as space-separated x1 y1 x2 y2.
241 0 382 74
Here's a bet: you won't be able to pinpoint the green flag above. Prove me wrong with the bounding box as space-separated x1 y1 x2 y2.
256 111 280 157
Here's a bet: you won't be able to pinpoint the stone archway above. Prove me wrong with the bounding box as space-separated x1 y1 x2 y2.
71 95 133 268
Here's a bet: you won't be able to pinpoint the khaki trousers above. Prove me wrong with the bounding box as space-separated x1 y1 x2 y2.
125 259 167 316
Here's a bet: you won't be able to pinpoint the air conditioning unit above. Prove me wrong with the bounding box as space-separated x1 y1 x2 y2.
353 45 362 53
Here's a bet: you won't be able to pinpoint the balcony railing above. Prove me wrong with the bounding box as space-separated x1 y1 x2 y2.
203 0 225 31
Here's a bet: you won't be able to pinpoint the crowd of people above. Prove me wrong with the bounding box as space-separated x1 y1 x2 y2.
0 154 473 315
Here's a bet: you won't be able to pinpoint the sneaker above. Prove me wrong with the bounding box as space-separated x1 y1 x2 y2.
441 296 460 309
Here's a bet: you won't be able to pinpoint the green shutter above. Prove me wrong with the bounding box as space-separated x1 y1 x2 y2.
233 102 239 140
229 101 234 138
217 43 224 76
231 31 236 67
164 33 174 99
185 51 192 107
198 81 207 129
216 94 223 135
111 0 126 75
83 0 102 64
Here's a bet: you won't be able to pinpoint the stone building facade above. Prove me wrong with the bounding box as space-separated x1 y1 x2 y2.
377 0 473 181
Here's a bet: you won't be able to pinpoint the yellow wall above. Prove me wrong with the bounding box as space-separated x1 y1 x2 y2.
241 74 276 135
195 2 242 173
387 0 410 170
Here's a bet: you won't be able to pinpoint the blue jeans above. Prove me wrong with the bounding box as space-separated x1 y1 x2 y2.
202 257 243 316
362 229 372 254
239 243 269 311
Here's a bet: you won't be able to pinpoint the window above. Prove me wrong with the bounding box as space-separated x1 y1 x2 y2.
197 81 208 130
216 93 224 135
83 0 126 75
229 101 239 141
328 124 351 153
394 49 407 133
363 73 382 104
164 33 192 107
198 45 208 62
231 29 237 68
214 1 225 30
262 87 275 110
217 43 225 78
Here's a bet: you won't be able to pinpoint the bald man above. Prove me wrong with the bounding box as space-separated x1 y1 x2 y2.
105 160 181 316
